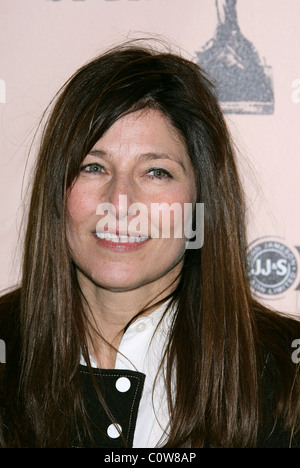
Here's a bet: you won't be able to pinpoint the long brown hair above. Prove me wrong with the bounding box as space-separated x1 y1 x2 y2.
0 41 299 447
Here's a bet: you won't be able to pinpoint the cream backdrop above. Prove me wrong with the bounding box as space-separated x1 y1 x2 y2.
0 0 299 316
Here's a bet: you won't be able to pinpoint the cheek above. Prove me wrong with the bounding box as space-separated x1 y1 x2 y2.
66 184 97 227
148 187 194 238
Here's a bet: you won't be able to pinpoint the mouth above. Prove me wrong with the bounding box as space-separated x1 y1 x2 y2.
94 231 151 252
95 232 149 243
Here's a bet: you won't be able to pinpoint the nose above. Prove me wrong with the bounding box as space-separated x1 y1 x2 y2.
106 174 135 220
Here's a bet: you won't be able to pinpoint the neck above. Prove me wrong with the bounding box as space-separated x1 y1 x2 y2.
77 266 181 367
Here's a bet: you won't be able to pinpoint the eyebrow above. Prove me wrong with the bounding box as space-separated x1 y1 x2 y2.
88 150 186 171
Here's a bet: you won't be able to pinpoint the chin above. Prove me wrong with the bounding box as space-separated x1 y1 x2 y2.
94 277 149 292
88 267 150 291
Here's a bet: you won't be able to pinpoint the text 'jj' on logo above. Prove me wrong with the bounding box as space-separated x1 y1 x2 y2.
247 237 300 297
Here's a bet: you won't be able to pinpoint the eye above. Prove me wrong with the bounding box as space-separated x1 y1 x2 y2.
80 163 105 174
147 168 173 180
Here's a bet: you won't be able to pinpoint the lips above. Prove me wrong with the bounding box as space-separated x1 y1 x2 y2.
93 230 151 252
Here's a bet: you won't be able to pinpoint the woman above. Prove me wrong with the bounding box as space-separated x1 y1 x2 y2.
0 42 299 448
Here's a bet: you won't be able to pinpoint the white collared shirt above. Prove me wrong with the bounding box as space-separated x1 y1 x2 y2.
80 301 174 448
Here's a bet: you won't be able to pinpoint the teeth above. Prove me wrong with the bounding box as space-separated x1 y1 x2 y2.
96 233 149 243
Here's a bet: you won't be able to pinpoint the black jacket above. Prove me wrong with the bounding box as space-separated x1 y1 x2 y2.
0 290 299 448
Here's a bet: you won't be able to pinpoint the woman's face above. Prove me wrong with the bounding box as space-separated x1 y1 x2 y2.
66 109 196 293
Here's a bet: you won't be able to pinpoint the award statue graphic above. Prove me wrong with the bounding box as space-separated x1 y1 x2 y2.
196 0 274 114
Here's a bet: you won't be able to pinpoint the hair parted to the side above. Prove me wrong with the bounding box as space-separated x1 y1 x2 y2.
0 40 299 448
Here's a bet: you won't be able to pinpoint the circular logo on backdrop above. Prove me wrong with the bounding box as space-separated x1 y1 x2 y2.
247 238 298 296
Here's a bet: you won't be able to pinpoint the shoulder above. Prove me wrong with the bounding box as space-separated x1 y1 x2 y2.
0 290 21 445
254 305 300 447
255 303 300 367
0 288 21 325
0 288 21 313
259 350 300 448
0 289 21 359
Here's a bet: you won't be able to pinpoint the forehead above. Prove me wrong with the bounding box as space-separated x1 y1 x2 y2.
91 109 189 161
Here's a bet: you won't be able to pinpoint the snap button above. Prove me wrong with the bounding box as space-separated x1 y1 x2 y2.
107 423 122 439
115 376 131 393
135 321 146 332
